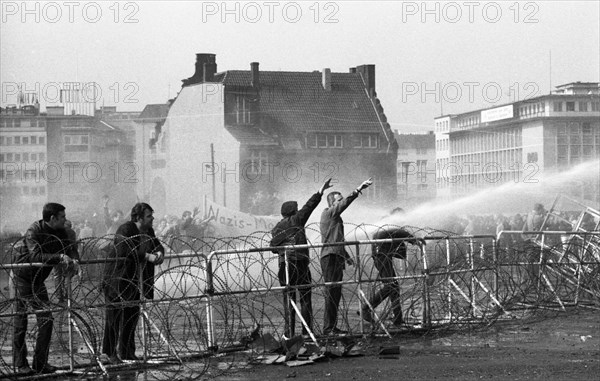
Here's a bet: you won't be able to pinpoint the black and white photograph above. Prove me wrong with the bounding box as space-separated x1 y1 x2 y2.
1 1 599 379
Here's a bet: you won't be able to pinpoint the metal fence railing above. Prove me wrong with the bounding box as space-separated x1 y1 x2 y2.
1 229 598 379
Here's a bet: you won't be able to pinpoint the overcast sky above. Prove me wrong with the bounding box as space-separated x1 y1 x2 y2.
2 1 599 133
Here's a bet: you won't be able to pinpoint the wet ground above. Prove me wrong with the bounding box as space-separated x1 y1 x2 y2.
221 307 599 381
5 307 598 380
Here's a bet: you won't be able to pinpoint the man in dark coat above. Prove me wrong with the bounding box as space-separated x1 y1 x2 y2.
13 203 77 375
320 178 372 335
361 208 424 327
270 179 332 339
101 203 164 363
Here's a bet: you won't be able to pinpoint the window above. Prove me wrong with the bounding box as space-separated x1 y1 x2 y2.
14 136 20 145
235 95 251 124
527 152 538 163
553 101 562 112
247 150 269 175
14 153 21 161
30 153 36 161
23 153 29 162
582 123 592 135
39 137 45 145
0 136 3 145
307 134 343 148
39 153 45 161
579 102 588 112
30 136 36 144
22 137 29 145
64 134 89 152
0 154 4 162
354 134 379 148
566 102 575 111
592 102 600 112
417 160 428 181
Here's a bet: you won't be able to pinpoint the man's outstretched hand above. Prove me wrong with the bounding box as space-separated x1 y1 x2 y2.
319 178 333 194
358 178 373 192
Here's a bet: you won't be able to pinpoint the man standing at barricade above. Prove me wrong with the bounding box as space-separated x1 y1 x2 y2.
13 203 77 375
101 203 164 363
271 179 333 339
320 178 372 335
522 203 547 242
360 208 423 327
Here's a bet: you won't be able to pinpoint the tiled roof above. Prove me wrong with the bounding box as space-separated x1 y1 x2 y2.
138 104 170 122
215 70 385 133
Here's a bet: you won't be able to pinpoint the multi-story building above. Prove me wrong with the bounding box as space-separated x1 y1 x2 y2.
0 103 48 225
395 131 436 205
1 102 137 229
138 54 398 216
434 82 600 205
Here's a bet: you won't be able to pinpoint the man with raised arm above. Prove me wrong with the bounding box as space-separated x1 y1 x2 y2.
320 178 372 335
271 179 333 339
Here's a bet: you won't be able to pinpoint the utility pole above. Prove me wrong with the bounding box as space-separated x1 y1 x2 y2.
210 143 216 202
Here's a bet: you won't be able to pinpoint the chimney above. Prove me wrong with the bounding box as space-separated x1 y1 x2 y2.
322 68 331 91
356 64 375 97
204 62 217 82
251 62 260 88
349 67 356 74
182 53 216 86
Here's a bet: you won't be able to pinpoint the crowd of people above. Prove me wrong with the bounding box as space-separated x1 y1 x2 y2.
7 187 598 374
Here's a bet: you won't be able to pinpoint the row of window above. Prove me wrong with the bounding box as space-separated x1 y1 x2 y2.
556 122 598 136
553 101 600 112
435 120 450 133
305 133 379 149
0 152 46 162
450 149 522 174
64 135 89 145
452 128 522 154
398 148 431 155
0 135 46 145
0 119 46 128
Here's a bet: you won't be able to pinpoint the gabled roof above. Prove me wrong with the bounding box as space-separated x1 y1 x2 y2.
138 104 170 123
214 70 386 133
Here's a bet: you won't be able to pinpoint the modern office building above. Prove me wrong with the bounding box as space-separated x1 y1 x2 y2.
434 82 600 204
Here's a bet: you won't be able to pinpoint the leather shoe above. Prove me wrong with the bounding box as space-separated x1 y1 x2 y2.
33 364 57 374
17 365 34 375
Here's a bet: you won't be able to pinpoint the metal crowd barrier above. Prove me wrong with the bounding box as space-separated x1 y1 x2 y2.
1 230 599 379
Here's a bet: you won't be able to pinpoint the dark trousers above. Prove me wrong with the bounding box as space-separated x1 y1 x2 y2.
102 298 140 359
278 260 313 337
13 278 54 370
320 255 345 332
367 255 402 323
